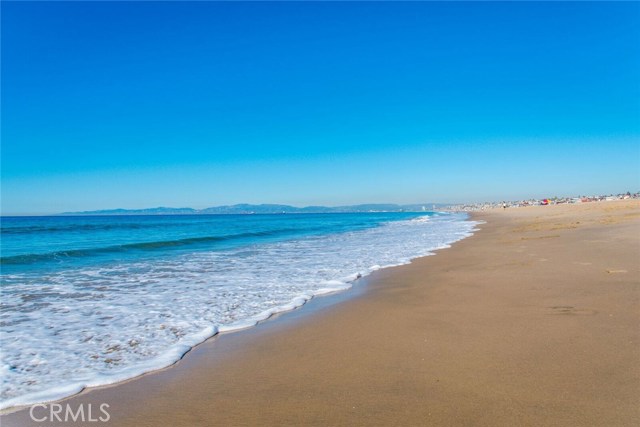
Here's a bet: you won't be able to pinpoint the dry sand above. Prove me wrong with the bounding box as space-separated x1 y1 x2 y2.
3 199 639 426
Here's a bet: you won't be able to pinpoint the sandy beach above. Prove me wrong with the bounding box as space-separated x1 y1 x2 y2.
3 199 639 426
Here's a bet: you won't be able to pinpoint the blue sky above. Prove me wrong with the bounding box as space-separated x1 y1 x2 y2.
2 1 639 214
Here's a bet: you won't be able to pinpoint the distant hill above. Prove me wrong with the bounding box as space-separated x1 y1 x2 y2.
60 203 446 216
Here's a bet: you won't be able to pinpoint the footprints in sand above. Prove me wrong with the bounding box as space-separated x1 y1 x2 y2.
571 263 628 274
550 222 581 230
546 306 598 316
520 235 560 240
512 221 582 233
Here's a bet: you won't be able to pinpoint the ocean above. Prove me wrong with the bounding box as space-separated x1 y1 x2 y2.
0 212 478 409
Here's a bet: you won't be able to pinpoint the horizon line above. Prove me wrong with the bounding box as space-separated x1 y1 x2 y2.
2 191 637 217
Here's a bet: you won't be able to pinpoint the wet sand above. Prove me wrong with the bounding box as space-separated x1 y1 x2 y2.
3 199 639 426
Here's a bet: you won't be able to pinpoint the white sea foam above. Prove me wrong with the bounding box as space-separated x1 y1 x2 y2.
0 213 479 409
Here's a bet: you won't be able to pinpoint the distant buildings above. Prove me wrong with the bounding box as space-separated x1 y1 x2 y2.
446 192 639 212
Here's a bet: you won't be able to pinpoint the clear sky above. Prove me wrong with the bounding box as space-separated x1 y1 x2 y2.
2 1 639 214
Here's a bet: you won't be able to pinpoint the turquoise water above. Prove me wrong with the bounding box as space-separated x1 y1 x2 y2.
0 212 478 409
1 213 415 271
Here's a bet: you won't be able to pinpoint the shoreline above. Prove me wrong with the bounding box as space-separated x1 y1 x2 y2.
0 259 398 415
0 212 479 414
3 200 639 426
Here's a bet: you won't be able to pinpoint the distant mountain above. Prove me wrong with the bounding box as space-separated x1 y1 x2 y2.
198 204 306 214
60 203 446 216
